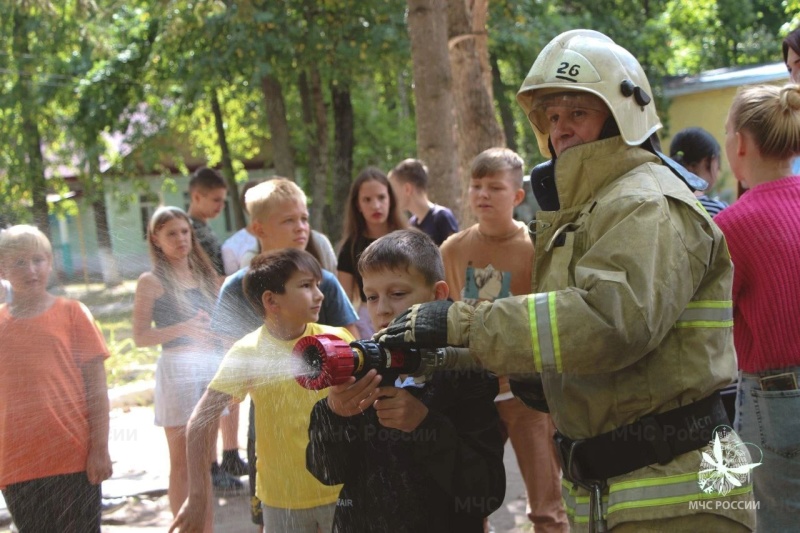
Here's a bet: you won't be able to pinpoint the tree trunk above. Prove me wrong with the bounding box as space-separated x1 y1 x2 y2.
469 0 494 98
298 69 329 232
329 82 354 244
88 153 122 286
260 73 296 181
310 69 329 232
13 10 49 236
210 89 246 230
406 0 460 220
396 69 410 122
448 0 506 226
491 53 518 153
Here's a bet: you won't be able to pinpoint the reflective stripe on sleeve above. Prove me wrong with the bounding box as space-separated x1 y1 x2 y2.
528 292 562 373
674 300 733 328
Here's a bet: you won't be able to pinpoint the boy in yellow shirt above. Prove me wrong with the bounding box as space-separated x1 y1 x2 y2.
171 248 353 533
211 178 358 526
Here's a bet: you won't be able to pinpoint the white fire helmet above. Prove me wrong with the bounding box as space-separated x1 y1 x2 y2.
517 29 662 158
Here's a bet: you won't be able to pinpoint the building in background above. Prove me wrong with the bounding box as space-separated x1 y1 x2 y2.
663 62 789 202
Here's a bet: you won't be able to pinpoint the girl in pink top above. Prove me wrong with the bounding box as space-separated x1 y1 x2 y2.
715 83 800 531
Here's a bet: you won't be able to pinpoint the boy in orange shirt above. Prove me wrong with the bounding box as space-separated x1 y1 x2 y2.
0 225 112 532
440 148 567 532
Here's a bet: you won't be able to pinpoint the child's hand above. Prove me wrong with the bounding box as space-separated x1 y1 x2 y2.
326 369 382 417
86 445 113 484
373 387 429 432
183 310 211 338
169 496 206 533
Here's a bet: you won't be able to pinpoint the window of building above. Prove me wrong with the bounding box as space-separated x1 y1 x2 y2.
140 193 160 240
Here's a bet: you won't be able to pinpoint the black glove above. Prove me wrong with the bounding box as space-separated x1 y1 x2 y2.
376 300 452 350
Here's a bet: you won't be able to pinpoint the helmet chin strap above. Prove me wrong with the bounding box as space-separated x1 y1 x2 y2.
641 134 709 193
598 116 621 141
547 137 557 160
530 159 559 211
525 137 559 211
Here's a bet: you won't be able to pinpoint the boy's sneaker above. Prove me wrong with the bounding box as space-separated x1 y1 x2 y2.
221 450 249 477
211 463 245 494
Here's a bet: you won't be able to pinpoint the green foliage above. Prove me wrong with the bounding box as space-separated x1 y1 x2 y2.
488 0 793 155
786 0 800 30
351 74 417 172
1 0 796 230
0 4 81 226
172 85 265 178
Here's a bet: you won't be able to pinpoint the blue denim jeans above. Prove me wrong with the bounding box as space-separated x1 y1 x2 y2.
734 367 800 533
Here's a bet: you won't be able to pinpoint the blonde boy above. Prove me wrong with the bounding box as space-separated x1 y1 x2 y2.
171 248 353 533
0 225 112 532
307 229 505 532
439 148 568 532
212 178 357 341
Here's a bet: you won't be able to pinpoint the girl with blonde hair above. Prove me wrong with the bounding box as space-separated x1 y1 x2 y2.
715 83 800 532
132 206 220 528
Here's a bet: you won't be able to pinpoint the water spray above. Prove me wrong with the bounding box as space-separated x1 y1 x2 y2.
292 334 476 390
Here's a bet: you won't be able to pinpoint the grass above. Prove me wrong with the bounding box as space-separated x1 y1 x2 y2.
61 279 160 388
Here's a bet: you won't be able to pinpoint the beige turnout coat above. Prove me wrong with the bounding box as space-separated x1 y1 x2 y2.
447 137 756 530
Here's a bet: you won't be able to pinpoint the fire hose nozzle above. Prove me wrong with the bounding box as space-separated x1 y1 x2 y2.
292 335 477 390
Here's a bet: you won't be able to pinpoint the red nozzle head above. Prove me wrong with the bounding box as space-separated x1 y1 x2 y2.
293 334 356 390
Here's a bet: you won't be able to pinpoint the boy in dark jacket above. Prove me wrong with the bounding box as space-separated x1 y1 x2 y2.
306 229 505 532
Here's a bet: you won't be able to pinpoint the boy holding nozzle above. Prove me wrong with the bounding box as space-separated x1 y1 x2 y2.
306 229 505 532
170 248 353 533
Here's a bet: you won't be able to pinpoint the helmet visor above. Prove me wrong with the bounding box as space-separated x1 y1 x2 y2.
528 92 609 135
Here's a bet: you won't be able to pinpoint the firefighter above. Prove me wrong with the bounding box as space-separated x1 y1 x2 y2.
378 30 757 532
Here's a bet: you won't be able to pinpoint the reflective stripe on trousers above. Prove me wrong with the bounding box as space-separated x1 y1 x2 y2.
561 472 753 525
